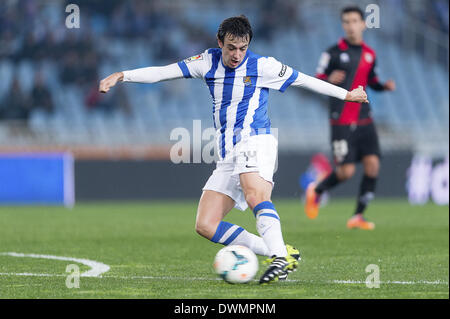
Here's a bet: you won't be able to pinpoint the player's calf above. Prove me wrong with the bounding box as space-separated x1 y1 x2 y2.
208 221 271 256
354 174 377 216
253 201 288 257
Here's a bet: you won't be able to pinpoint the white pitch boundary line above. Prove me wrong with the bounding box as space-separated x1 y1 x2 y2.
332 279 449 285
104 276 450 286
0 272 66 277
0 252 110 277
0 272 447 286
0 252 447 286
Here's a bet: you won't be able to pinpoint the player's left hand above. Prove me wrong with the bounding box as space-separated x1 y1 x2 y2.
345 85 369 103
99 72 124 93
383 79 396 91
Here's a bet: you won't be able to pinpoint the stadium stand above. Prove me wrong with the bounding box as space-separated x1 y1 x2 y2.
0 0 448 158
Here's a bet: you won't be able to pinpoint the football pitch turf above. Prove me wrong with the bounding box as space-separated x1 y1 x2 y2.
0 199 448 299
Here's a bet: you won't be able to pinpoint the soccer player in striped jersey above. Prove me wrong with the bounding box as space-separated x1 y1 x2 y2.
305 6 396 230
99 15 368 284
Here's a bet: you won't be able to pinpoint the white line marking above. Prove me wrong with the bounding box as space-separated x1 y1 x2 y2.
0 252 110 277
333 279 449 285
0 253 447 286
0 272 65 277
0 271 447 286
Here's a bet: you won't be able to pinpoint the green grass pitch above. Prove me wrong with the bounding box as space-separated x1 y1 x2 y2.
0 199 448 298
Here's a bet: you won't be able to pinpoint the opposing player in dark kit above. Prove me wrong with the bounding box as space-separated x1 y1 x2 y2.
305 6 395 230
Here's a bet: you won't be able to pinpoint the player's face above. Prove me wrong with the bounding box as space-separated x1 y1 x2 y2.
218 34 249 68
341 12 366 42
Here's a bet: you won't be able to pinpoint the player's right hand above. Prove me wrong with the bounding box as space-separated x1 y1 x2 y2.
328 70 346 84
346 85 369 103
99 72 124 93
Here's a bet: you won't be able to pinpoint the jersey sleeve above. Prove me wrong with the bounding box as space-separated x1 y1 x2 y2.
258 57 299 92
122 63 184 83
122 50 210 83
176 50 210 79
367 58 385 91
292 72 348 100
315 48 335 80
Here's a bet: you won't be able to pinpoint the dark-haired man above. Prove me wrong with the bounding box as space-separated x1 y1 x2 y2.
305 6 395 230
100 15 368 283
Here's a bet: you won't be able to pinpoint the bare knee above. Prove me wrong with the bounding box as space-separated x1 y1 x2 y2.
240 173 272 211
364 165 379 177
245 192 270 211
363 156 380 177
195 216 219 240
195 190 234 240
336 164 355 181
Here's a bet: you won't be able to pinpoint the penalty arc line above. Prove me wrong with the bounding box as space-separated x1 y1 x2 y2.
0 252 110 277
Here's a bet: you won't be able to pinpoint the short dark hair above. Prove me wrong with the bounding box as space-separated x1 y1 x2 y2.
217 15 253 44
341 6 364 20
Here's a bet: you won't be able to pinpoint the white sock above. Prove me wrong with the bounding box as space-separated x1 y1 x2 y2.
210 221 270 256
229 229 270 256
253 201 287 258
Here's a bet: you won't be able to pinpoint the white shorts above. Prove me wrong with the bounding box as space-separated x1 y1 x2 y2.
202 134 278 211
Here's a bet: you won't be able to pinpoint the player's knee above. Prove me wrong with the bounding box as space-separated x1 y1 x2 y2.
195 219 209 238
244 192 268 211
363 157 379 177
245 192 262 210
337 165 355 180
244 193 257 210
195 218 218 240
345 168 356 179
364 163 379 177
365 167 379 178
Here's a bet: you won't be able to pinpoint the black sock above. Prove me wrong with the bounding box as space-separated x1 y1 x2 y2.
355 175 377 215
315 171 340 195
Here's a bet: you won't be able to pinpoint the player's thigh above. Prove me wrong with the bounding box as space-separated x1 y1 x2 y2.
235 135 277 210
358 124 382 161
234 134 278 183
331 126 356 165
196 190 235 238
239 172 273 211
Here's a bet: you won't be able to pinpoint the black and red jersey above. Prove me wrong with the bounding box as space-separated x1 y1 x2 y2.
316 38 385 126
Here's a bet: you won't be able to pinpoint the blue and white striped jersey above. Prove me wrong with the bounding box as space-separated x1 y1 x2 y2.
177 48 299 160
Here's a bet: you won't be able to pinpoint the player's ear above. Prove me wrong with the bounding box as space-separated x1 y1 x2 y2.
360 16 367 31
217 36 224 49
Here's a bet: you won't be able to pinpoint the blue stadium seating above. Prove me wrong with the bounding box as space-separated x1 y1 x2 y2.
0 1 447 156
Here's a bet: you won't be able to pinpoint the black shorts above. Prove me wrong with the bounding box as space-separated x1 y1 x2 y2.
330 123 381 165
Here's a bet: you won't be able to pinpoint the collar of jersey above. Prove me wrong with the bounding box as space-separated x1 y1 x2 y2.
220 50 250 71
342 37 366 49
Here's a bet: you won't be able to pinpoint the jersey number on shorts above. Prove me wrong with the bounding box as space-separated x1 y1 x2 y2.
332 140 348 163
242 150 257 168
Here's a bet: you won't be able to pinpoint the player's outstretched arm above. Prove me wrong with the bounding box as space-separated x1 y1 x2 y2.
292 72 368 103
99 63 185 94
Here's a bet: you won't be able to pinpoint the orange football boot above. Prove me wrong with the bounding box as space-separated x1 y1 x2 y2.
347 214 375 230
305 183 320 219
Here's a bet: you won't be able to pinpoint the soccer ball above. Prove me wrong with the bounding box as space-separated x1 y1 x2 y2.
213 245 258 284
